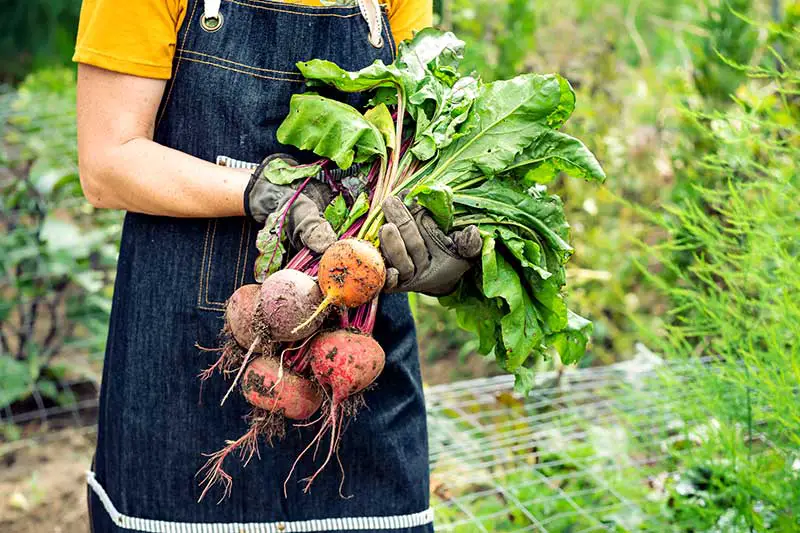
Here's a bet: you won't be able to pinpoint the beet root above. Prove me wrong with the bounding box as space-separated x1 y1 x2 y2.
196 407 287 503
197 357 324 502
289 239 386 336
256 269 326 342
197 340 245 383
198 283 265 386
241 357 323 420
226 284 262 349
309 330 385 402
284 330 385 496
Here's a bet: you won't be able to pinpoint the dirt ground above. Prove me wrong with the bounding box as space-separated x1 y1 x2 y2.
1 428 94 533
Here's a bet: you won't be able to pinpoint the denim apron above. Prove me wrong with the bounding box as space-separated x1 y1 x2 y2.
86 1 432 531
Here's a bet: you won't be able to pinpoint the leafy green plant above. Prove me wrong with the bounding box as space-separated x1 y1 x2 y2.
0 68 121 411
0 1 81 83
632 26 800 530
263 30 605 391
691 0 759 102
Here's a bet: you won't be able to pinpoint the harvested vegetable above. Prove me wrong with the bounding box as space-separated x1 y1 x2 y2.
198 356 323 502
318 239 386 309
227 284 261 348
256 269 326 342
196 27 605 501
198 284 261 383
242 356 323 419
283 329 385 494
310 329 385 401
290 238 386 335
271 28 605 392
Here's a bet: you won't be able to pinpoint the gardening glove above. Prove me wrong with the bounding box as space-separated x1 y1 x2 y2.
380 196 483 296
244 154 337 253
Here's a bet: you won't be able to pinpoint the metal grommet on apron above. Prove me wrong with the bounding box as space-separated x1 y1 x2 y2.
200 0 223 32
87 0 430 530
200 12 223 32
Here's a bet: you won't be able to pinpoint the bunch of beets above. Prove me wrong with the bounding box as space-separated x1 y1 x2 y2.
197 28 606 501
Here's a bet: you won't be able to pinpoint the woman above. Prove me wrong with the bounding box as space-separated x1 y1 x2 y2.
74 0 480 531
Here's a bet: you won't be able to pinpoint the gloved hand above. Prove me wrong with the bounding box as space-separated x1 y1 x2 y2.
244 154 337 253
379 196 483 296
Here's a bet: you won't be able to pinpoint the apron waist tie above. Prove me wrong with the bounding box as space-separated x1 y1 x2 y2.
87 471 434 532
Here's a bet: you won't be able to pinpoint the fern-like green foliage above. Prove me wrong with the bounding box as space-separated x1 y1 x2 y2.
634 33 800 531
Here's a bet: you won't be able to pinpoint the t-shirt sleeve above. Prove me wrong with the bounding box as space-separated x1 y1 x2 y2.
73 0 187 80
388 0 433 45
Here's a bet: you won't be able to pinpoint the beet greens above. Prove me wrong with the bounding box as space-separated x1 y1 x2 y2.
256 28 605 393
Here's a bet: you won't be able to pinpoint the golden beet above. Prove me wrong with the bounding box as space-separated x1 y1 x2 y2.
318 239 386 308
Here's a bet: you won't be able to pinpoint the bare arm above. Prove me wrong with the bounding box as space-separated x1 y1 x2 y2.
76 64 249 217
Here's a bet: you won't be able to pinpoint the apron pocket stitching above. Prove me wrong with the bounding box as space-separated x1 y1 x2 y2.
233 219 246 289
180 56 305 83
240 220 252 287
197 219 213 308
204 219 223 307
198 218 251 311
177 49 306 78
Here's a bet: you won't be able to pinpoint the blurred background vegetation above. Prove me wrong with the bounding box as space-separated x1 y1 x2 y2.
2 0 798 530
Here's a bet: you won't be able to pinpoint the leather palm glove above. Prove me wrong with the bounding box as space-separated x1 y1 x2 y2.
379 196 483 296
244 154 337 253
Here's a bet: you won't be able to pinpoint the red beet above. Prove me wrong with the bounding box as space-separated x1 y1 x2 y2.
309 330 385 402
226 284 261 348
197 357 323 503
256 270 326 342
284 329 386 495
241 357 323 420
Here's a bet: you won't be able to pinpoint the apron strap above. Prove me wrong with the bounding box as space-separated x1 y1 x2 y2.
203 0 221 19
202 0 383 48
358 0 384 48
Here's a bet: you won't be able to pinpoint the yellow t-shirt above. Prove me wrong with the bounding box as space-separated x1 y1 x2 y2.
73 0 432 80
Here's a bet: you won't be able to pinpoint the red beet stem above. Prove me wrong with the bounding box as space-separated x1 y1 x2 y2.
351 296 379 334
265 176 314 273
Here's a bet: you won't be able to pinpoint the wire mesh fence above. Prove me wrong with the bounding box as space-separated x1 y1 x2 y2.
426 351 706 532
1 348 713 531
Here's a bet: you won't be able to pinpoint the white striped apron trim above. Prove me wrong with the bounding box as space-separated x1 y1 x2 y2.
87 472 434 532
216 155 259 170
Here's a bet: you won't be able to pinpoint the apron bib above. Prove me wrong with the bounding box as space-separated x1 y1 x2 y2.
88 1 431 531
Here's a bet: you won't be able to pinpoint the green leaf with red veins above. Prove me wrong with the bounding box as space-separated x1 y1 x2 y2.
260 158 323 185
253 211 285 282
